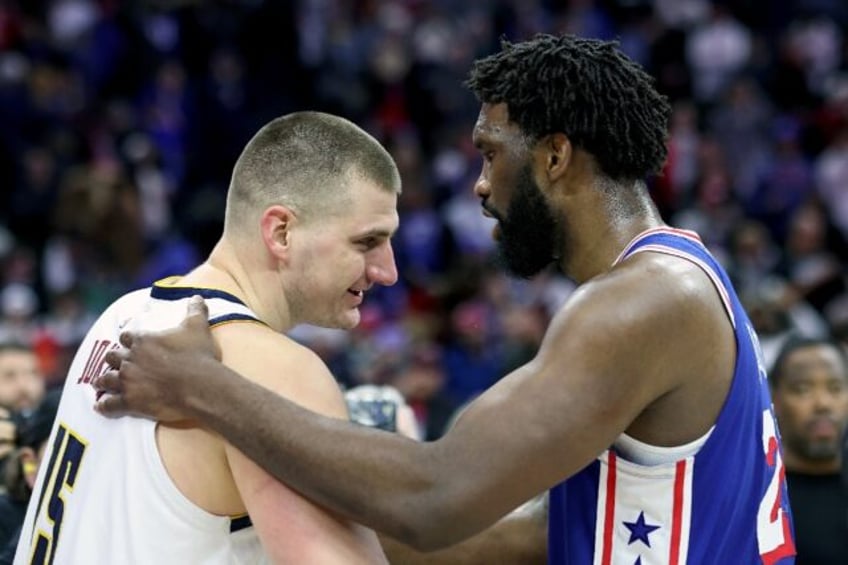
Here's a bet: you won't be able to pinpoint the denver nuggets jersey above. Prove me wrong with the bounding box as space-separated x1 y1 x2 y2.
547 228 796 565
14 282 267 565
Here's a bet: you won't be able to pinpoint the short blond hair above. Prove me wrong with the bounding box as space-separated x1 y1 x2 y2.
224 112 401 234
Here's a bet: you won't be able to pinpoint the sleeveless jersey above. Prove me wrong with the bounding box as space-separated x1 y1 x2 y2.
547 228 796 565
14 281 267 565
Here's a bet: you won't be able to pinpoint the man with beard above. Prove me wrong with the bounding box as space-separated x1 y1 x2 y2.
93 34 796 563
770 336 848 564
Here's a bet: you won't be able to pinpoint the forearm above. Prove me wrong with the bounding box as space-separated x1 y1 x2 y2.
185 357 468 548
379 494 548 564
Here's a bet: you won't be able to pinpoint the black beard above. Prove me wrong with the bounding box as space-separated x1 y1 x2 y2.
492 164 560 279
797 438 841 462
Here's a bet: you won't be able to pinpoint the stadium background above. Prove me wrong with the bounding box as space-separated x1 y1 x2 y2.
0 0 846 440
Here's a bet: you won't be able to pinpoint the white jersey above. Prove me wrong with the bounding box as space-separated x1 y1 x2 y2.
14 282 269 565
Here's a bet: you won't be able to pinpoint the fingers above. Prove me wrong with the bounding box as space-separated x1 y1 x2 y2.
185 295 210 329
104 347 130 370
119 330 134 349
94 392 129 418
92 369 124 395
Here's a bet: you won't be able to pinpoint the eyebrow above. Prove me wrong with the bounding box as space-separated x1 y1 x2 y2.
354 227 396 240
473 132 497 149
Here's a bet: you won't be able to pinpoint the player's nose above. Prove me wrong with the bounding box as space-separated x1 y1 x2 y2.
367 241 398 287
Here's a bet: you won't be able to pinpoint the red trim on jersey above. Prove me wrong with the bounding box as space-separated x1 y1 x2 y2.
669 460 687 565
601 451 617 565
612 227 703 266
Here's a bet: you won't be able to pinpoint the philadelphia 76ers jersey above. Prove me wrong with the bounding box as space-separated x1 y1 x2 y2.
547 227 795 565
14 281 268 565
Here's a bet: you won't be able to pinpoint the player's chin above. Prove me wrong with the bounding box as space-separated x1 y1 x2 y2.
338 308 361 330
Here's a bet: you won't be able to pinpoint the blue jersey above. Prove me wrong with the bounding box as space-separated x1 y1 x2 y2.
547 228 795 565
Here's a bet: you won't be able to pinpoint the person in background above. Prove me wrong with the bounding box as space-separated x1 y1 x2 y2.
0 342 46 478
0 389 61 564
770 335 848 565
0 342 45 416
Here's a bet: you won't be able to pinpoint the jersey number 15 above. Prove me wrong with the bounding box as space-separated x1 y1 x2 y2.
26 423 88 565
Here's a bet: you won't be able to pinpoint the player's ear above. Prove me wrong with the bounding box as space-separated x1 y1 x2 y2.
544 132 572 182
260 205 296 261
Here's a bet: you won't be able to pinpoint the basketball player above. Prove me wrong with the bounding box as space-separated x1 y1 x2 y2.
95 35 796 563
13 112 396 564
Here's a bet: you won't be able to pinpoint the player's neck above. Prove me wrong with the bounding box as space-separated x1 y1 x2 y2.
558 181 664 283
183 239 294 333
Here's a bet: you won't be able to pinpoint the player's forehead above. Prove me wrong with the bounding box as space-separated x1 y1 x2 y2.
338 178 399 236
472 103 520 146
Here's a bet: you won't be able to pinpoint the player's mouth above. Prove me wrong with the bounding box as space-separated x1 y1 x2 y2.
348 289 364 298
481 199 503 222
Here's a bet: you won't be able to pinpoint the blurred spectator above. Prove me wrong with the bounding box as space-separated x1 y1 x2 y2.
742 277 829 369
770 336 848 565
390 344 458 441
0 389 61 561
498 303 548 375
814 129 848 238
778 202 846 313
656 100 701 213
785 15 843 98
442 299 502 404
0 285 39 346
0 341 45 416
672 156 741 260
726 220 783 298
707 78 773 201
746 117 815 242
685 4 752 102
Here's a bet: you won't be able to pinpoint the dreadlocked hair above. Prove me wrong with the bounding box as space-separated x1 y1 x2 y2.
466 34 671 182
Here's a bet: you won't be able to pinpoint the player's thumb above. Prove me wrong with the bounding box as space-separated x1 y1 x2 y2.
185 295 210 329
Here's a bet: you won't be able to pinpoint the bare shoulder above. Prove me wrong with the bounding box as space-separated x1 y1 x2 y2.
548 251 735 444
211 322 346 418
541 251 732 407
560 251 727 338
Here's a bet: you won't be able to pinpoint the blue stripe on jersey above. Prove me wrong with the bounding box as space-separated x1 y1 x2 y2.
150 282 248 306
209 313 264 327
229 515 253 533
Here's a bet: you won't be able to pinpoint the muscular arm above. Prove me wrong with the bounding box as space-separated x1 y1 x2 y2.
97 261 722 549
379 494 547 564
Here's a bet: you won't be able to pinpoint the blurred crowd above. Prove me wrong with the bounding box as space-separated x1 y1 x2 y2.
0 0 847 444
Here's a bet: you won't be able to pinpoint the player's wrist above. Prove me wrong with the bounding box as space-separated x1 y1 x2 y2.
181 354 232 422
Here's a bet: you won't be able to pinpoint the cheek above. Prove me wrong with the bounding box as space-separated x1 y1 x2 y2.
836 394 848 418
775 397 806 424
30 376 45 392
